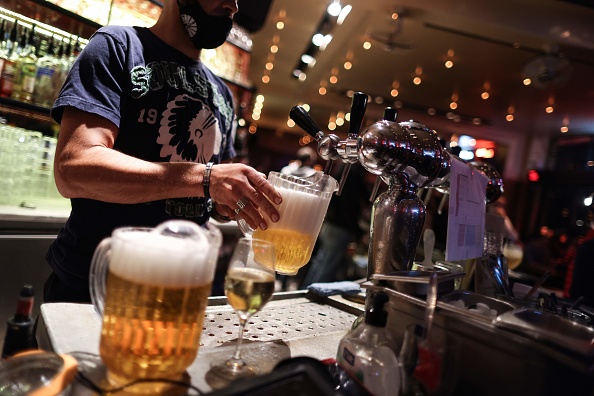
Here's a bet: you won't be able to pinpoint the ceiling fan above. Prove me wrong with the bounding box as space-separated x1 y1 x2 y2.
367 11 414 52
522 48 573 89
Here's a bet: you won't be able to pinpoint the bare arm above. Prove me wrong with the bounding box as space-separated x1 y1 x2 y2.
54 107 282 229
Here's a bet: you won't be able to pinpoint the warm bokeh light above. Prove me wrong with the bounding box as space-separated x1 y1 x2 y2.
523 78 531 86
251 113 260 120
248 124 257 134
450 101 458 110
328 122 336 130
390 89 399 97
444 60 453 68
363 41 372 50
561 126 568 133
287 118 295 127
237 118 245 127
506 114 514 121
481 92 489 100
329 75 338 84
265 62 274 70
276 21 284 30
256 95 265 103
261 75 270 83
413 77 422 85
546 106 554 113
343 61 352 70
319 87 327 95
270 45 278 53
254 102 263 109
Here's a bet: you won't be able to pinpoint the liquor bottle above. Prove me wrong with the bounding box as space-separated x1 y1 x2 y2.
51 40 70 100
0 20 7 78
12 25 38 103
336 292 401 396
0 20 19 98
1 285 36 359
33 37 57 107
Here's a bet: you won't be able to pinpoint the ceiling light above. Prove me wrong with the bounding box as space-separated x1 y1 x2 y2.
312 33 326 47
301 54 315 64
337 5 351 24
327 1 342 17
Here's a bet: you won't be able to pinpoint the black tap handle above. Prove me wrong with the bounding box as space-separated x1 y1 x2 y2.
289 105 323 139
348 92 368 138
383 107 398 122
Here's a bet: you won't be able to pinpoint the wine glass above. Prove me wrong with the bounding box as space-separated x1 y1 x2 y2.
210 238 276 380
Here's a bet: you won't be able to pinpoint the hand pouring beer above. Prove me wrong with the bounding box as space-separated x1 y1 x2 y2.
89 220 222 393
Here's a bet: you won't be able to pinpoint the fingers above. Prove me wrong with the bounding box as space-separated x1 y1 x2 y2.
208 164 282 231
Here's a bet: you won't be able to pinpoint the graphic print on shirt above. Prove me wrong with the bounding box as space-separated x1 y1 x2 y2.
157 93 222 163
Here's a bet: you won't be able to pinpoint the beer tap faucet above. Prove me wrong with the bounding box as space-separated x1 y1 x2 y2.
289 92 368 195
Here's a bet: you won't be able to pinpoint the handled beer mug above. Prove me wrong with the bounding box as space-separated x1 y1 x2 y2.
239 171 338 275
89 220 221 393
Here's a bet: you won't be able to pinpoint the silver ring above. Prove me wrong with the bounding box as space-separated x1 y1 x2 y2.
236 199 246 209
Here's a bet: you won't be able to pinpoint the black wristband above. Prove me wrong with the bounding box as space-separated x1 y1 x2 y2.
203 162 214 200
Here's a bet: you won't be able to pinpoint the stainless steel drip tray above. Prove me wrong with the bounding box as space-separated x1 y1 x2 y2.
493 308 594 357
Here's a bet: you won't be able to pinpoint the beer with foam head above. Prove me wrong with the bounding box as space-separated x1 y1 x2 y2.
253 175 335 275
91 221 219 393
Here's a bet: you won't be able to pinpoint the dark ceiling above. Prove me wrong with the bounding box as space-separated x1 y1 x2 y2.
244 0 594 142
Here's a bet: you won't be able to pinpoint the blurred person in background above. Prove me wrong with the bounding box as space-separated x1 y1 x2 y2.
44 0 282 303
280 146 318 178
565 204 594 304
300 162 370 287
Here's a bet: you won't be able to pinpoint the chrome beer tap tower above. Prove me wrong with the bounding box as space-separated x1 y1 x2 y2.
290 92 506 283
290 92 452 279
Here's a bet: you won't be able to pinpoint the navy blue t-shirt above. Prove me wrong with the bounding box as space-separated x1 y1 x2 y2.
48 26 236 294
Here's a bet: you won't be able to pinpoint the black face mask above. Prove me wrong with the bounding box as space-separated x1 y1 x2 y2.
178 0 233 50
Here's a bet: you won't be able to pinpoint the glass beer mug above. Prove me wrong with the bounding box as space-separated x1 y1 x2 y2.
239 171 338 275
89 220 221 393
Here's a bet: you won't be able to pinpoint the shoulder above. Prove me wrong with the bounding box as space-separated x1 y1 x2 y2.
87 26 149 52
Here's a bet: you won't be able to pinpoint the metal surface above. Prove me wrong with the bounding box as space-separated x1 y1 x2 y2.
200 293 360 350
364 283 594 396
371 270 464 296
367 174 426 276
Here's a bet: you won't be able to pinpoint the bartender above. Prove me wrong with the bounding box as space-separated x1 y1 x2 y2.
44 0 282 303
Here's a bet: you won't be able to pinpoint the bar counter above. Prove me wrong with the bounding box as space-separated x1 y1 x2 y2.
36 291 364 394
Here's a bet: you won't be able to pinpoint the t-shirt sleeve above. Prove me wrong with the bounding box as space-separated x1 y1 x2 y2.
51 29 127 128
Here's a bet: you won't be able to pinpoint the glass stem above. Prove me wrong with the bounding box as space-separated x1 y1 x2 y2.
232 317 248 361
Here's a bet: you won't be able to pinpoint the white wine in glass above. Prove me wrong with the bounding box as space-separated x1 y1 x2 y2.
210 238 275 380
